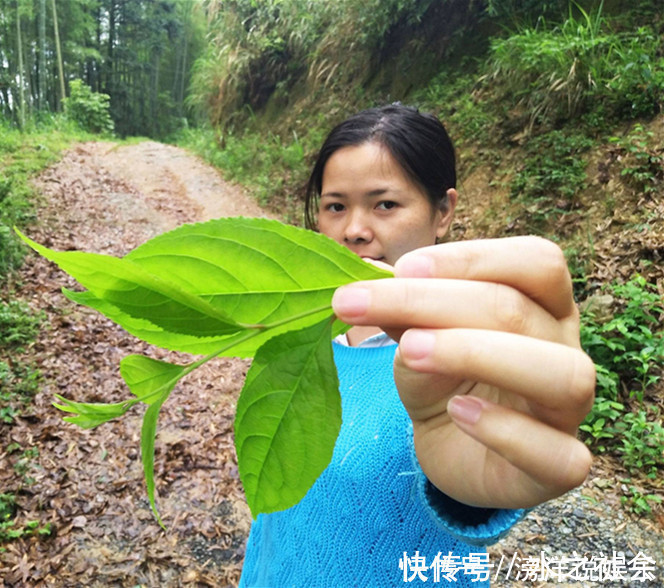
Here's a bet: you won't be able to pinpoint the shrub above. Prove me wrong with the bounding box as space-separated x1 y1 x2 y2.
63 80 115 135
609 123 664 196
604 28 664 119
581 275 664 401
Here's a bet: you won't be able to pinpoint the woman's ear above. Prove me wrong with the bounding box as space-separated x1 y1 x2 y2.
435 188 458 240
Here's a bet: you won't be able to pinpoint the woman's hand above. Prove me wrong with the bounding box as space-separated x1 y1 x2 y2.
332 236 595 510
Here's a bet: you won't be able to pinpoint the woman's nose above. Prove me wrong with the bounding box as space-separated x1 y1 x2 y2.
343 209 373 244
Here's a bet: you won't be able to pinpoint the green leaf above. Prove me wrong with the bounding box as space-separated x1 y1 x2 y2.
235 317 340 518
120 355 187 405
122 217 390 346
119 355 189 528
55 218 390 356
19 217 393 523
16 229 244 337
64 288 337 357
142 397 169 529
53 396 130 429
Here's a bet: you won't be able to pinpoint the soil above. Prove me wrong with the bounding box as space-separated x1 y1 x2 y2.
1 140 662 587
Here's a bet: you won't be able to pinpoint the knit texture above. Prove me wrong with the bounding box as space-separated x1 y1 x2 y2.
239 343 524 587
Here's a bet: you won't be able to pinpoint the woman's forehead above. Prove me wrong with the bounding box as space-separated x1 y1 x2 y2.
323 142 408 184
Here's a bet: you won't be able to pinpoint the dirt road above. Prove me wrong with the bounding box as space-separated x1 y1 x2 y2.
1 141 272 587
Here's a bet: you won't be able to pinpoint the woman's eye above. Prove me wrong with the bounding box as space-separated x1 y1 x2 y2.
376 201 397 211
326 203 345 212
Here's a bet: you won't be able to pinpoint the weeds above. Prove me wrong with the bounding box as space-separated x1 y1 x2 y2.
620 480 663 517
581 275 664 402
0 492 52 547
414 70 496 149
0 301 44 350
0 301 44 425
484 3 664 129
609 123 663 196
509 129 594 230
580 275 664 481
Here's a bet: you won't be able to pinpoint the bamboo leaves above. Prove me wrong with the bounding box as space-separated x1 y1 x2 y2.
17 217 391 521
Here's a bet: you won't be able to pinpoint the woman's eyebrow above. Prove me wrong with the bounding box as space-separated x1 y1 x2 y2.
366 188 390 197
321 187 399 199
322 188 392 197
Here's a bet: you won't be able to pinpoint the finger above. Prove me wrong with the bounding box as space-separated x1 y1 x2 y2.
394 237 576 320
443 395 593 507
396 328 596 430
332 278 566 343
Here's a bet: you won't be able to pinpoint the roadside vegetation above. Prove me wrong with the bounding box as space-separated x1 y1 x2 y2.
0 97 113 547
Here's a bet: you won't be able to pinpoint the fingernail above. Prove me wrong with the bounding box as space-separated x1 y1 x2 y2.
400 330 436 361
396 254 433 278
447 396 482 425
332 286 370 318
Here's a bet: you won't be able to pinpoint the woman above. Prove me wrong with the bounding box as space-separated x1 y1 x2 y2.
239 104 595 587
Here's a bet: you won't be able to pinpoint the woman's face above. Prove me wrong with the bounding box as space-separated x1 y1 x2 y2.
317 142 456 266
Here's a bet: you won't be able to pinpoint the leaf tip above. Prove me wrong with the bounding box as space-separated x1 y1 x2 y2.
150 502 167 531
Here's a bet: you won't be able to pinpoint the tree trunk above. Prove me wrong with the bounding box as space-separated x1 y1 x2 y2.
16 1 26 128
105 0 115 95
151 48 160 136
178 1 191 117
38 0 46 110
51 0 66 110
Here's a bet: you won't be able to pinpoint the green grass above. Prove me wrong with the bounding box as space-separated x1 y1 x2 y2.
0 115 96 279
484 5 664 128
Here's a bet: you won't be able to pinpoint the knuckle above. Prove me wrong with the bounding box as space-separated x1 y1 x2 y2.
566 351 597 413
398 281 424 323
393 280 438 326
531 237 570 282
492 284 530 334
449 331 483 375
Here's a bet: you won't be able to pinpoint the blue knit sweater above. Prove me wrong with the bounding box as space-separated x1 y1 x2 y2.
239 343 524 587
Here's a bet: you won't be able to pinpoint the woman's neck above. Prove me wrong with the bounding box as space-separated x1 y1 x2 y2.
346 325 383 347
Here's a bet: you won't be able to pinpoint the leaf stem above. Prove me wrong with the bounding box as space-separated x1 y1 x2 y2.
132 305 334 405
256 304 335 330
130 328 265 406
55 304 338 419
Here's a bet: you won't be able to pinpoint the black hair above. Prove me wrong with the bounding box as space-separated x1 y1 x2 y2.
304 103 456 230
